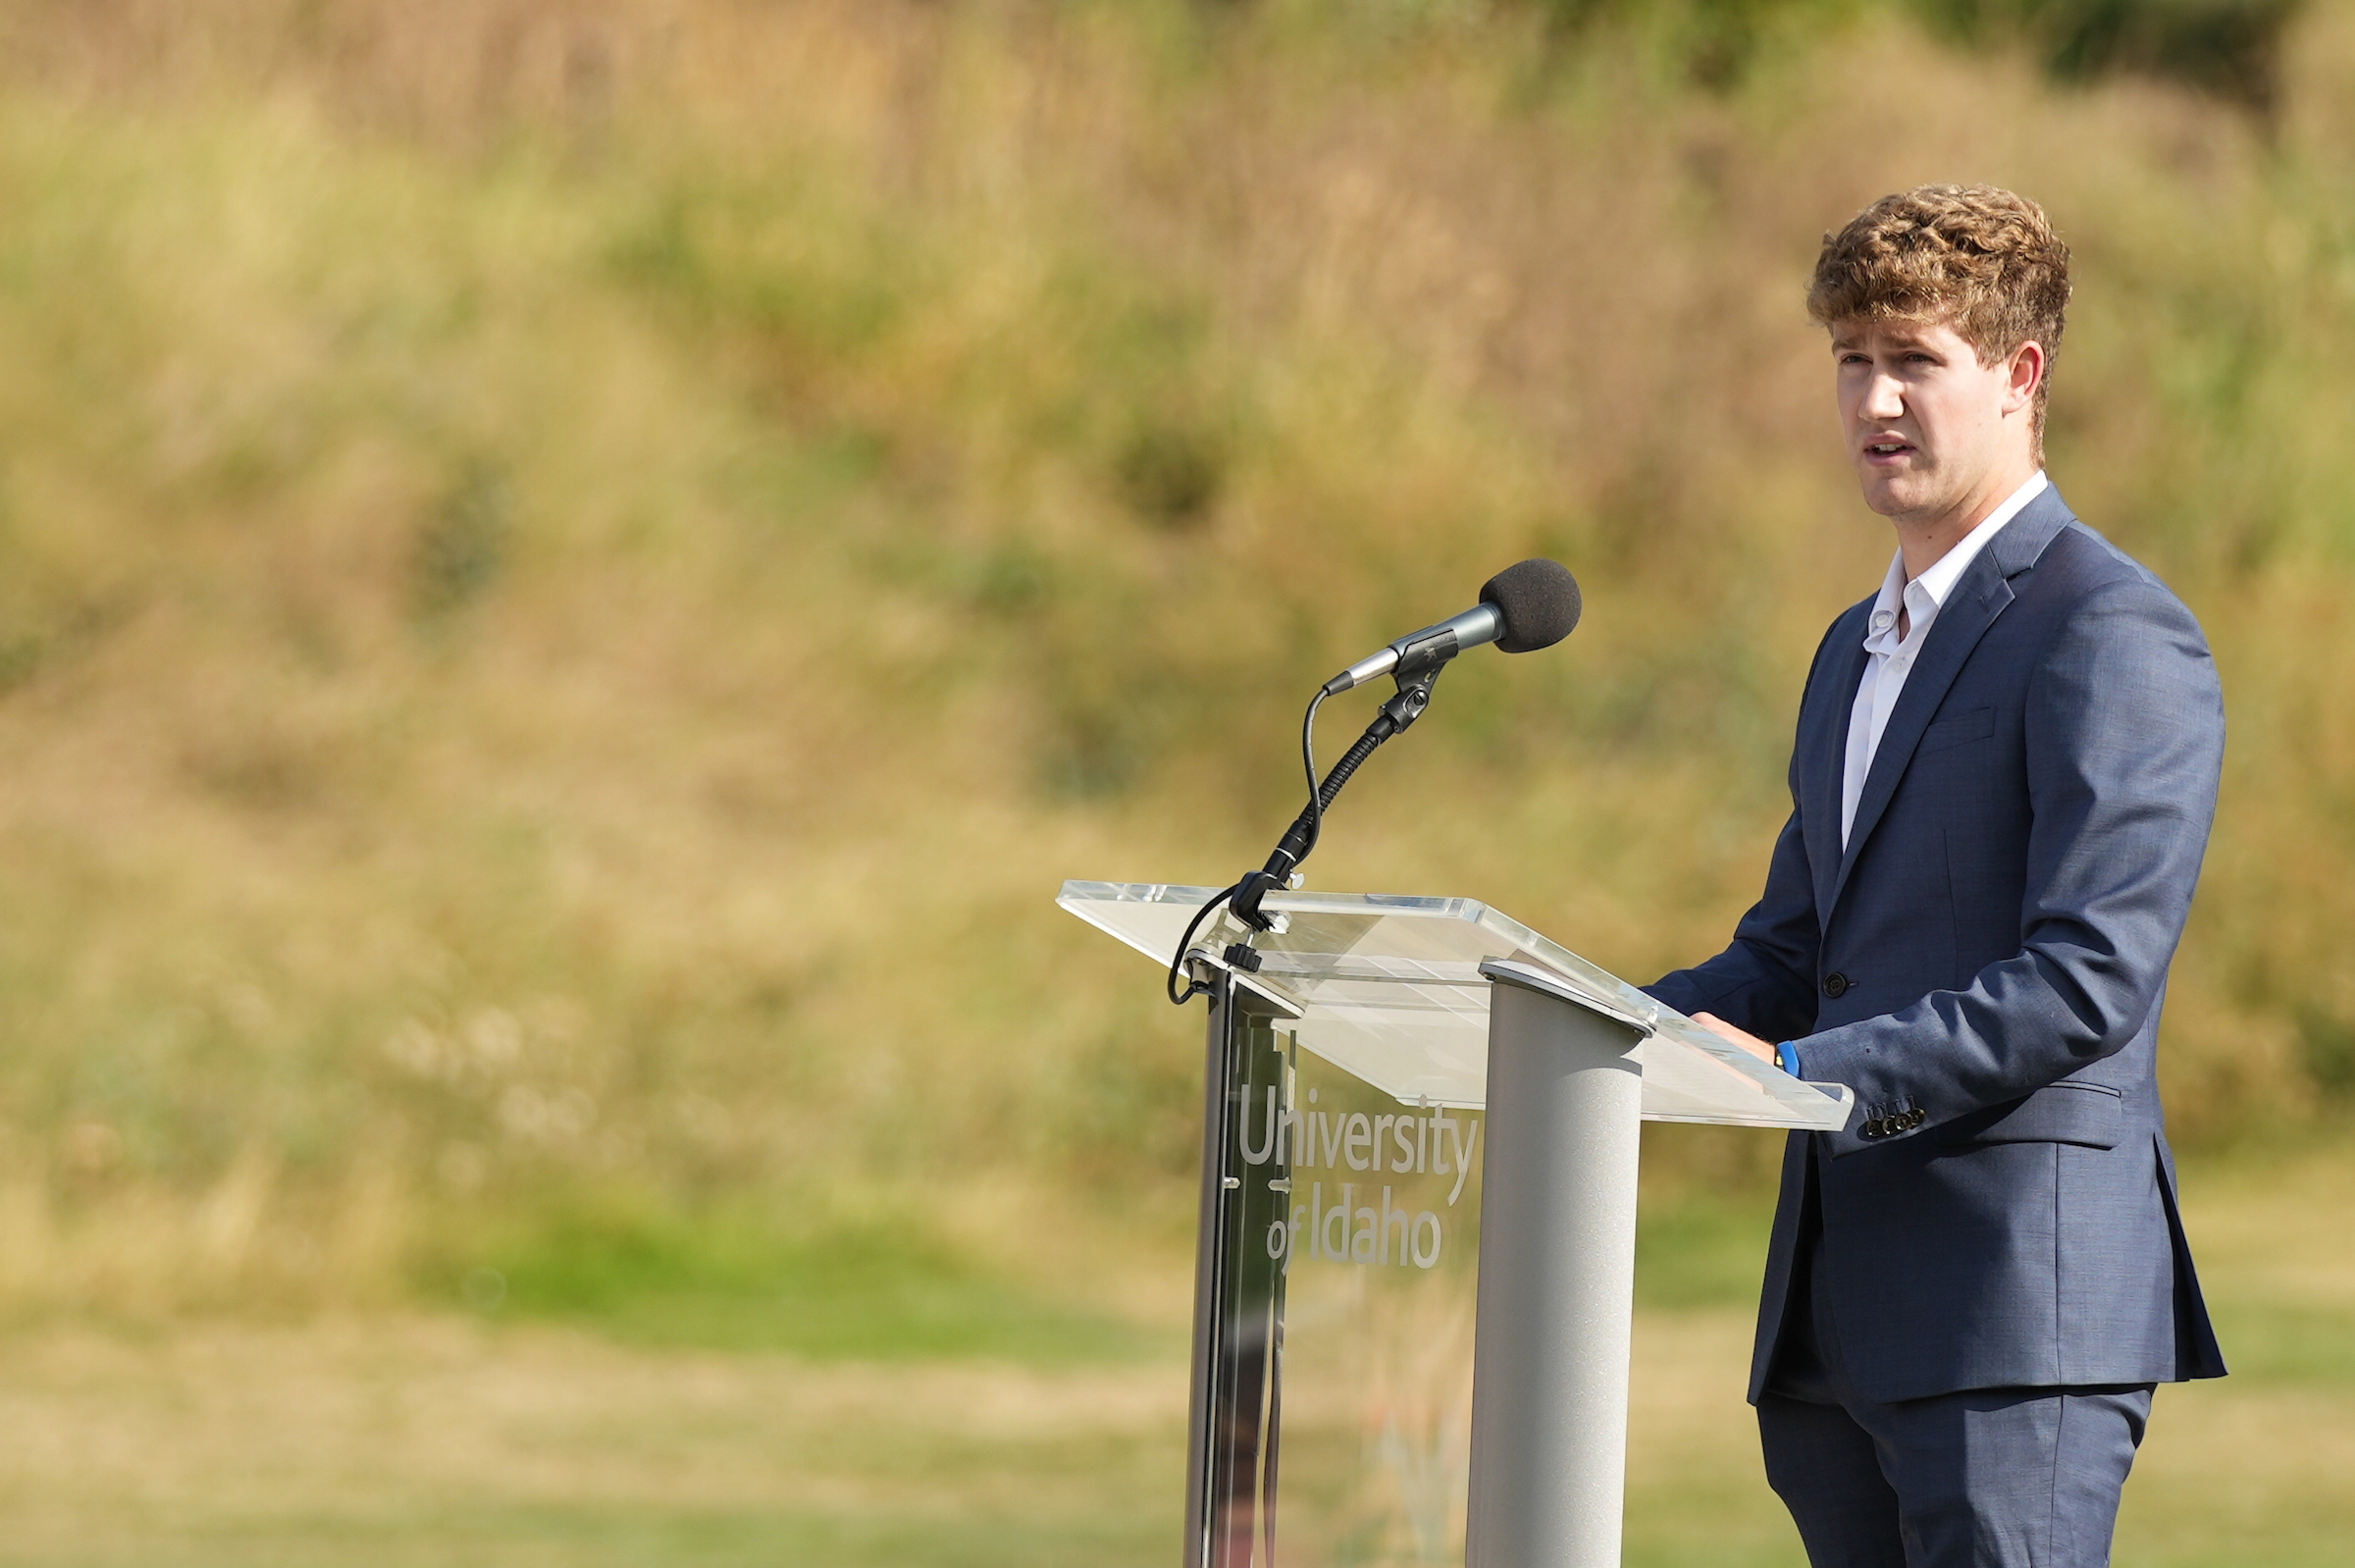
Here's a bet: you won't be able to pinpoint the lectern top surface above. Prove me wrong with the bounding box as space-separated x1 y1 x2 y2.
1059 879 1852 1130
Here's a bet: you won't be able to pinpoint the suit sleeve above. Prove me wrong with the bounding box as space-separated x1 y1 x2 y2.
1793 576 2224 1144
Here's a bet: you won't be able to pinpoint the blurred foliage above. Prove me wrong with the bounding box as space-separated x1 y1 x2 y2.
0 0 2349 1314
1524 0 2302 103
1919 0 2303 110
412 459 512 620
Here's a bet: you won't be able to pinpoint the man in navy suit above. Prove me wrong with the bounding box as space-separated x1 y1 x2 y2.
1644 185 2225 1566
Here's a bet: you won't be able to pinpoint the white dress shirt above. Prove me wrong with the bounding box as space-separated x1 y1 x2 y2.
1840 470 2048 849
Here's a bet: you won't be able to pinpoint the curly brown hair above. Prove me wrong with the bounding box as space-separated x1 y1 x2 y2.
1807 185 2071 456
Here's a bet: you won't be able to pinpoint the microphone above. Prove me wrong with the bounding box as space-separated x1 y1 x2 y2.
1205 558 1584 944
1320 558 1582 696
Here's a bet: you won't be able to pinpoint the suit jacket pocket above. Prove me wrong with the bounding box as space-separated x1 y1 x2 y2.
1918 705 1998 755
1935 1080 2122 1150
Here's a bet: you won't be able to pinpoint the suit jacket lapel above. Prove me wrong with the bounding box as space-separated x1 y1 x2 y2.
1823 488 2076 919
1806 617 1869 924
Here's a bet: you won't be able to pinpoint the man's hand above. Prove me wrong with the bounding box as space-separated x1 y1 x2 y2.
1692 1011 1779 1067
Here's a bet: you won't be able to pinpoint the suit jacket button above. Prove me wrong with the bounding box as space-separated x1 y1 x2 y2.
1864 1118 1884 1138
1822 972 1851 999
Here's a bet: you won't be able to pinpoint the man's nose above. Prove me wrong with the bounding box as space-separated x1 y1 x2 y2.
1859 370 1906 423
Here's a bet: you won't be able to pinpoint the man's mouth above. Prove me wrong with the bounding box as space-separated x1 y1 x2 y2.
1862 440 1914 460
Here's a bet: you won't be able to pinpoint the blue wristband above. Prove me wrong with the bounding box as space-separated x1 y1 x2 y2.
1777 1040 1802 1077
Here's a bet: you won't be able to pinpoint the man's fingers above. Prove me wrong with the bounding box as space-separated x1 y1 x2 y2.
1691 1011 1778 1065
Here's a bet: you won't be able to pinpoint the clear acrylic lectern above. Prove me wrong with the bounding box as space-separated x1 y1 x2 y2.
1059 880 1852 1568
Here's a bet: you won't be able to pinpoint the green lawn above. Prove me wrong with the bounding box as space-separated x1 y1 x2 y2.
0 1145 2347 1567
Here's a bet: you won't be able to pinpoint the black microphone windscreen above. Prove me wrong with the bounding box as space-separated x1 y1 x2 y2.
1479 558 1581 653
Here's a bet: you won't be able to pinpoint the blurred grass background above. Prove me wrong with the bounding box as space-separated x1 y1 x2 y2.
0 0 2352 1561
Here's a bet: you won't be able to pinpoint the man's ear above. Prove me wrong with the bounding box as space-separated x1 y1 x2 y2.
2006 341 2045 413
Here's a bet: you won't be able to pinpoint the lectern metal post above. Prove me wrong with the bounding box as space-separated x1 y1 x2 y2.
1466 960 1650 1568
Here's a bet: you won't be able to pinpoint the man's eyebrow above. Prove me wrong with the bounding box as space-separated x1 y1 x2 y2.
1833 335 1942 359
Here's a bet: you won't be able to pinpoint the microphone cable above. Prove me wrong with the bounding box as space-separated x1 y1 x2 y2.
1165 881 1242 1007
1165 686 1333 1007
1299 687 1328 862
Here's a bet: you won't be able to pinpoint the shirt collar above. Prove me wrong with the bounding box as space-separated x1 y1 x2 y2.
1863 470 2047 651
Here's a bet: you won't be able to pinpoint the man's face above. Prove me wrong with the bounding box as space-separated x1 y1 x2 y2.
1832 317 2037 524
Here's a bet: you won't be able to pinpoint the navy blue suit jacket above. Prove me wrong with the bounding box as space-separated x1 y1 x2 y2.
1647 486 2228 1404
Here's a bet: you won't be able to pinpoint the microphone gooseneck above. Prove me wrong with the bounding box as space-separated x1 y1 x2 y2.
1179 559 1580 968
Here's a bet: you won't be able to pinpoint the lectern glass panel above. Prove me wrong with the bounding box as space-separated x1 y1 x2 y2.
1197 975 1481 1567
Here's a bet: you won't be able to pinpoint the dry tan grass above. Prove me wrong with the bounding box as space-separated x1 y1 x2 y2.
0 1216 2340 1568
0 1314 1188 1561
0 1145 2340 1564
0 0 2350 1314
